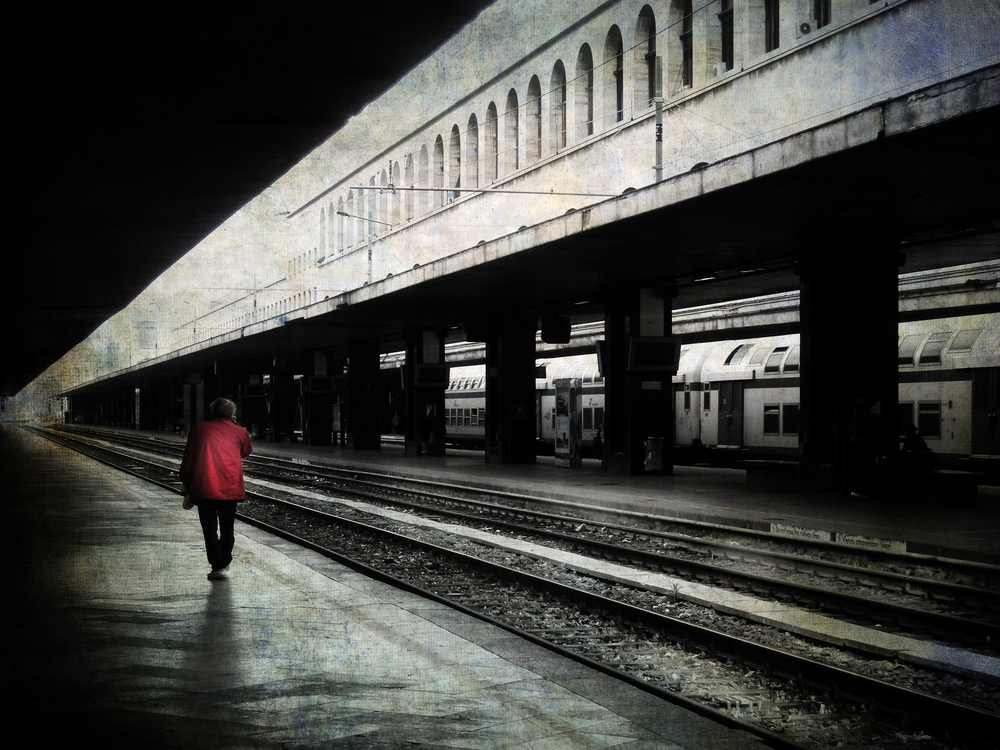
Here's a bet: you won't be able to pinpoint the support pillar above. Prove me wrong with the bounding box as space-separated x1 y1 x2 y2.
182 376 204 431
304 350 334 446
347 339 382 449
484 313 537 465
404 329 447 456
798 246 900 495
603 285 677 475
237 358 269 440
268 358 297 442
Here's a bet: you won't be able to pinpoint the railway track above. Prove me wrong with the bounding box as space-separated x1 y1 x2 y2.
31 424 1000 748
244 457 1000 650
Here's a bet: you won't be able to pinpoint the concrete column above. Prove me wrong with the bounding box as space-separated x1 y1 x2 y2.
268 361 297 443
137 383 168 431
182 376 204 430
303 350 333 446
347 339 382 450
236 358 269 440
603 285 677 475
484 313 537 465
798 247 900 495
404 328 447 456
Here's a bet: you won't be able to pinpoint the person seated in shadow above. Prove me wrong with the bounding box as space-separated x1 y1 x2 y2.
899 423 934 474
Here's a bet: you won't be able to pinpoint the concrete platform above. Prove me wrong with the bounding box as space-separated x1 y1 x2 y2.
1 424 766 749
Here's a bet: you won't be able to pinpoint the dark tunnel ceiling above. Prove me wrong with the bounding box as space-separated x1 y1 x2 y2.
6 1 494 397
8 3 999 398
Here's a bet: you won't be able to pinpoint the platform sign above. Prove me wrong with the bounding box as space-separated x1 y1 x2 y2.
554 378 582 467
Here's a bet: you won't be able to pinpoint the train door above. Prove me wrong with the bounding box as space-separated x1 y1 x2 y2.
717 381 744 448
972 369 1000 455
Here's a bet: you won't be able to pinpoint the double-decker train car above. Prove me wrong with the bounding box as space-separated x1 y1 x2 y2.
444 357 606 453
442 313 999 466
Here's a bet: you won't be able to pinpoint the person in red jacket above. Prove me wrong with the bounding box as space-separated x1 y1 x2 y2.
180 398 253 580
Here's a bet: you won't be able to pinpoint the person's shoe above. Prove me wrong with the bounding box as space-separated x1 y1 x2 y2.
207 568 229 581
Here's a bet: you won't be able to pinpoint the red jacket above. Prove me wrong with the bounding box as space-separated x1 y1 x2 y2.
179 419 253 501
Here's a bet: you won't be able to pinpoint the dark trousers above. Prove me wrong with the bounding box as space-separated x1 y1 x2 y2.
196 500 238 570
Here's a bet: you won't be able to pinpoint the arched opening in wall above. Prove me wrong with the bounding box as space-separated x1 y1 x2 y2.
418 144 429 215
433 135 445 208
391 161 401 226
813 0 831 29
378 169 389 232
404 154 414 221
485 102 499 183
467 113 479 189
718 0 734 72
680 0 693 88
345 191 355 248
336 197 345 252
634 6 657 107
527 75 541 163
575 44 594 140
665 0 685 95
358 182 368 242
326 202 335 258
704 1 725 77
745 0 778 57
603 26 624 127
504 88 519 175
319 206 327 258
764 0 779 52
549 60 567 152
449 124 461 200
366 177 376 237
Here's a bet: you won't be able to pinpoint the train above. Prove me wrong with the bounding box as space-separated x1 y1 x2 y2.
442 313 1000 466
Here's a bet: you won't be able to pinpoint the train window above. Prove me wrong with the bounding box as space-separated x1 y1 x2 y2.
764 346 787 373
783 346 800 373
949 328 982 352
897 334 922 365
918 332 951 365
918 402 941 438
471 409 479 427
763 404 780 434
725 344 752 365
593 407 603 430
782 404 800 435
704 390 711 410
684 391 691 411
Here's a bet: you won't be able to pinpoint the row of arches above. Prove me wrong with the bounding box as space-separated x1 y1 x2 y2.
309 0 877 260
316 2 690 259
223 289 323 335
